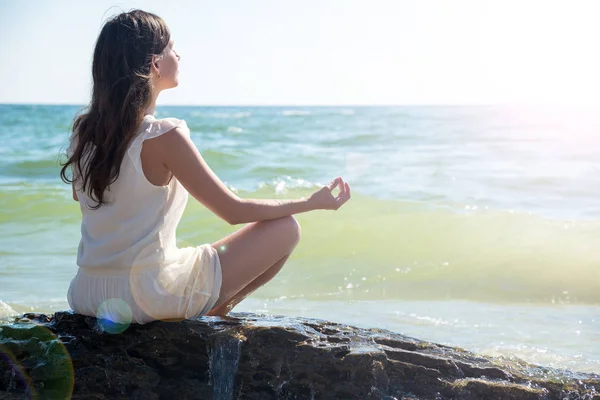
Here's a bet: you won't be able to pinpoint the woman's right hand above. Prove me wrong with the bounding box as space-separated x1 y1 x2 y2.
308 177 351 210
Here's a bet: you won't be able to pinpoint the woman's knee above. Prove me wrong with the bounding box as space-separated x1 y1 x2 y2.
288 215 301 246
269 215 301 249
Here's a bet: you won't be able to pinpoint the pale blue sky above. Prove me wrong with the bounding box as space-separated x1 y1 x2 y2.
1 0 599 105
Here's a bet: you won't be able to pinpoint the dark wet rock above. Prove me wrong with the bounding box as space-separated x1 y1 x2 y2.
0 311 598 399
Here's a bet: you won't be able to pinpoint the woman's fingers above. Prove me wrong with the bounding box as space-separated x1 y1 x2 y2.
334 182 351 208
327 177 341 191
324 177 351 210
340 177 346 196
337 178 348 199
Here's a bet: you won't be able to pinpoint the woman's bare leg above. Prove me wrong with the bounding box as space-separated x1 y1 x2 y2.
205 254 290 316
205 216 300 316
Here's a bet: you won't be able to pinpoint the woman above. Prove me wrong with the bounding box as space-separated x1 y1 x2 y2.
60 9 351 324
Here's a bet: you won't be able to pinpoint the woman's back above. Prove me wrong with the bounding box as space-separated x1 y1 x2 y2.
68 115 223 324
73 116 188 271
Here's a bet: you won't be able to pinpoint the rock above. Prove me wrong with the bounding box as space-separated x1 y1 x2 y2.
0 311 598 399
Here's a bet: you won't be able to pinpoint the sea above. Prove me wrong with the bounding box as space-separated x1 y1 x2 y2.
1 104 599 375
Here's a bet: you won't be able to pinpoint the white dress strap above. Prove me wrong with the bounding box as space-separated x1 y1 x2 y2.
127 116 189 174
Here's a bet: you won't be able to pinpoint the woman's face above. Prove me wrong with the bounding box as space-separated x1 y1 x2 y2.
154 40 180 90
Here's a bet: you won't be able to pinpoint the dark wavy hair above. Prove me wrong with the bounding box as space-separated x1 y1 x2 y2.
60 9 170 208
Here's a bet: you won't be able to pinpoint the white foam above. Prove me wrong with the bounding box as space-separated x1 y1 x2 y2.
282 110 311 116
258 177 318 194
0 300 18 318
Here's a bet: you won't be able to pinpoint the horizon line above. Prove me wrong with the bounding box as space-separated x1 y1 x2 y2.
0 102 589 108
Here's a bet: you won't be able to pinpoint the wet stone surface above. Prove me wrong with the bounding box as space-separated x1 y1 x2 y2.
0 311 599 399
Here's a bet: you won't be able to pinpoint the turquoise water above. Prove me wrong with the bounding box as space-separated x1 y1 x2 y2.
1 104 599 373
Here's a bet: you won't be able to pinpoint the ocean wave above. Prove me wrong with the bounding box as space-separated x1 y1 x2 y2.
227 126 244 133
0 187 77 223
191 111 252 119
0 300 17 318
257 176 320 194
2 158 62 176
3 179 600 306
320 133 382 146
282 110 312 116
187 195 600 306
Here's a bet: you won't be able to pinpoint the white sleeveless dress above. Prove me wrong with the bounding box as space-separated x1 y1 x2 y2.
67 115 222 324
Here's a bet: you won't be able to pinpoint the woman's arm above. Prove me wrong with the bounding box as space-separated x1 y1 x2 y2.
151 126 351 225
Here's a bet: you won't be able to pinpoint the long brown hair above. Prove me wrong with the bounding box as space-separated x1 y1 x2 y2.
60 9 170 208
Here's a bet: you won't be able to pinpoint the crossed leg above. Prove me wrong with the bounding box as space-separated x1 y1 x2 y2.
205 216 300 316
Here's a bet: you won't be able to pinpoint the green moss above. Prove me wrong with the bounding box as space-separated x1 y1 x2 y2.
0 324 56 342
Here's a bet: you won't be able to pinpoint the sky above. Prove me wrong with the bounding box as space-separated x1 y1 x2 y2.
1 0 599 106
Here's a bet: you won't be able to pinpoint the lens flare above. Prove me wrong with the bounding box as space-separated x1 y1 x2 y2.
0 323 74 398
95 298 132 334
0 344 36 398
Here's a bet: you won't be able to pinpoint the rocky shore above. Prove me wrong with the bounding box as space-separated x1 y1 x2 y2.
1 311 598 399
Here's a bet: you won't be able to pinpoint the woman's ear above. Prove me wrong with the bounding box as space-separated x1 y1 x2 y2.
151 55 161 76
